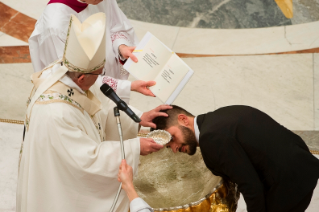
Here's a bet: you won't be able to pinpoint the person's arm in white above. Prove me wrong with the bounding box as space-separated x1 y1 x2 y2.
118 160 153 212
29 26 66 72
95 76 156 104
108 0 139 62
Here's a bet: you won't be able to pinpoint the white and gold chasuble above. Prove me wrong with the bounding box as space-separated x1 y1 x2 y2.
17 69 141 212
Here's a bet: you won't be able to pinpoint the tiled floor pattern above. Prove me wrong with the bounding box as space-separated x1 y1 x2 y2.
0 2 36 43
0 46 30 63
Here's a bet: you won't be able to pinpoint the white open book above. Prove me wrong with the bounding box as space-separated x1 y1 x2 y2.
123 32 194 105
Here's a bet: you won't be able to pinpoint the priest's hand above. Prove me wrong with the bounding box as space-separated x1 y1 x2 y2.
118 159 139 202
140 105 173 128
140 138 163 155
119 45 138 63
131 80 156 97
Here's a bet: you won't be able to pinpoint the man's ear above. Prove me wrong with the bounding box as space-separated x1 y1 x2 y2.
177 114 189 127
77 74 85 86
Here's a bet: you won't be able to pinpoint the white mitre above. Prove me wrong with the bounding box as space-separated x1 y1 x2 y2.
26 13 107 122
63 12 106 73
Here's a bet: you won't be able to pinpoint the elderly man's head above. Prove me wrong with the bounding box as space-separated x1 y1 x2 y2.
62 12 106 90
153 105 198 155
66 67 103 91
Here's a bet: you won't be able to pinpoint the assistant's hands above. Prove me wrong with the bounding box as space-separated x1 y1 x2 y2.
118 159 139 201
131 80 156 97
118 159 134 190
119 45 138 63
140 105 172 128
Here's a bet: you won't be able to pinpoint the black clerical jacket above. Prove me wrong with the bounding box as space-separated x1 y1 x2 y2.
197 105 319 212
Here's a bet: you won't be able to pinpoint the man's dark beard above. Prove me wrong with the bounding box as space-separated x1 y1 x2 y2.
178 125 197 155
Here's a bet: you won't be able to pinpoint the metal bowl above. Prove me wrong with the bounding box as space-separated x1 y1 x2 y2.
146 130 172 145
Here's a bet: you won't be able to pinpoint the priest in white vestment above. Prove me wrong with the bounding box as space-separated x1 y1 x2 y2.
29 0 154 104
17 13 169 212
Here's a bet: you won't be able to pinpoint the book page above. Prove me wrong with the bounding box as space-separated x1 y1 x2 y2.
165 68 194 105
126 35 173 81
150 53 189 103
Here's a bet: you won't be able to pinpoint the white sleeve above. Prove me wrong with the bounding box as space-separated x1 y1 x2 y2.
95 76 131 104
130 198 153 212
111 32 133 59
116 79 131 104
109 0 139 57
29 29 66 72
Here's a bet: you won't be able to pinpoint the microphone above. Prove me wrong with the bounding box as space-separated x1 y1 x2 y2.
100 84 141 123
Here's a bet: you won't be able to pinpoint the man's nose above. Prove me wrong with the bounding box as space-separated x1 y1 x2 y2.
170 143 178 153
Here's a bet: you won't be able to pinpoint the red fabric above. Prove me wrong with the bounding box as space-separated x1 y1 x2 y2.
102 76 118 92
111 32 130 43
48 0 88 13
119 58 125 65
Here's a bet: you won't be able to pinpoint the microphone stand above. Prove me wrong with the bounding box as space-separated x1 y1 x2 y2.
109 107 125 212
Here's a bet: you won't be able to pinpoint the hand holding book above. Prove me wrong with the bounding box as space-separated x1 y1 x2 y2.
124 32 194 104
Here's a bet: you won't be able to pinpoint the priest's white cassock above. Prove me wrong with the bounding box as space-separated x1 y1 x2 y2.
16 13 151 212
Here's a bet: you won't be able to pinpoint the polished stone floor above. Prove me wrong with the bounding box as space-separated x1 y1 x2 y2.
118 0 319 28
295 131 319 151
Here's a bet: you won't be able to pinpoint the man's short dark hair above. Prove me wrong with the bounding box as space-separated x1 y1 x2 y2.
152 105 194 130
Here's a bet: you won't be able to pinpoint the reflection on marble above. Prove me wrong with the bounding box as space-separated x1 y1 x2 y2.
172 21 319 55
129 54 314 130
315 53 319 130
0 122 23 212
0 32 28 47
0 63 34 120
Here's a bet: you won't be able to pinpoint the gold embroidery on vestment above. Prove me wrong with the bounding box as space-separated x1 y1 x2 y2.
35 99 84 114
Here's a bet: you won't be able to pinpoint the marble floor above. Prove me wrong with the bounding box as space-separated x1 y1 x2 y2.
2 0 319 29
0 63 34 120
0 122 22 212
118 0 319 28
1 53 318 131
